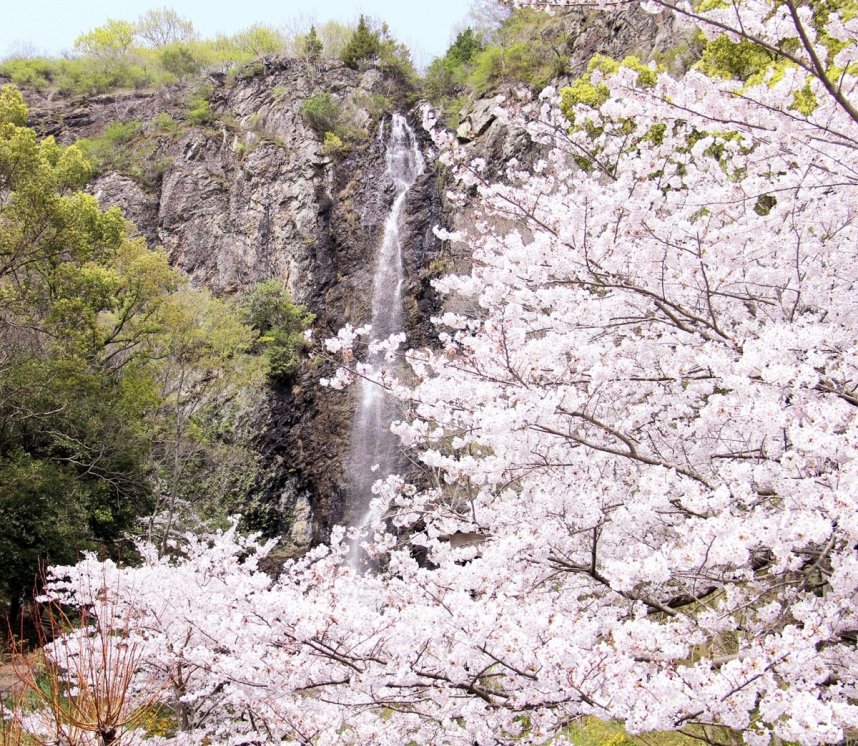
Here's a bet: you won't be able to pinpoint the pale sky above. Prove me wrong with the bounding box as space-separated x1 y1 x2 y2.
1 1 473 67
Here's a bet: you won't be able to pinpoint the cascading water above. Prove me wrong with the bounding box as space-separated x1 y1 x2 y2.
347 113 424 568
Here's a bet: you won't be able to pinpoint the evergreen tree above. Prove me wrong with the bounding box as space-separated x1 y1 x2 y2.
300 25 324 62
340 15 380 69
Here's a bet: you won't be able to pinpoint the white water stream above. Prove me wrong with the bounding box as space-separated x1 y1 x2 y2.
347 113 424 569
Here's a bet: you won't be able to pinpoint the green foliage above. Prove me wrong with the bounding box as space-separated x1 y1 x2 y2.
230 24 286 57
74 19 137 60
560 56 659 125
316 20 355 60
0 91 161 608
790 79 819 114
353 91 394 121
242 280 314 379
299 25 324 62
152 111 182 136
0 84 28 126
341 15 382 69
159 43 201 79
424 29 486 105
75 118 171 184
186 85 216 125
0 452 99 609
561 79 610 116
377 26 418 83
696 35 775 80
300 92 343 136
447 27 484 68
467 8 569 93
0 9 407 98
0 12 286 97
0 56 54 91
136 7 197 47
322 131 349 156
75 119 142 172
0 85 262 609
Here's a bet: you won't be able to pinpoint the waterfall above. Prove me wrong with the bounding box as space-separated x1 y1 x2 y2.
347 113 424 568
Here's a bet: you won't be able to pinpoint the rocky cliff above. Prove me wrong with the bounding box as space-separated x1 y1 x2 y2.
25 57 445 552
18 4 680 553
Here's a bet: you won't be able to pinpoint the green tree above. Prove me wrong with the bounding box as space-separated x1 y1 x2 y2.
231 24 285 57
0 85 263 618
242 280 314 380
425 28 485 101
341 15 381 69
135 7 197 48
144 288 264 547
299 25 324 62
316 20 354 59
300 91 342 136
159 43 201 79
74 19 137 61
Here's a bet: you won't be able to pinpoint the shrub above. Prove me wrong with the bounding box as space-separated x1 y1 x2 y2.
466 8 569 93
300 92 342 136
321 131 349 157
242 280 314 379
76 119 142 173
159 43 201 79
299 25 324 62
424 28 485 103
0 56 55 90
186 86 216 125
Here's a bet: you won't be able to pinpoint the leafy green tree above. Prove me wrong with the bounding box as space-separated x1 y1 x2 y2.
242 280 314 380
467 8 569 93
425 28 485 101
300 92 342 136
74 19 137 61
231 24 286 57
0 85 263 618
144 288 264 547
299 25 324 62
316 20 354 59
159 43 201 79
341 15 381 69
135 7 197 48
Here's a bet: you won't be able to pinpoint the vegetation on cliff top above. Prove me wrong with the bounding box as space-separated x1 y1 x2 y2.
0 8 417 97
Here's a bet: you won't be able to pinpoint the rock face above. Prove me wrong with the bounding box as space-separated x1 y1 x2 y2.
20 5 675 551
26 57 444 550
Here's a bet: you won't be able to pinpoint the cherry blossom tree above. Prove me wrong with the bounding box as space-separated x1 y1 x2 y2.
11 0 858 743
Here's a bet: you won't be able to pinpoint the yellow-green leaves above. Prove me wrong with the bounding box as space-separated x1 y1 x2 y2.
0 85 28 127
790 80 820 114
562 79 611 114
696 36 775 81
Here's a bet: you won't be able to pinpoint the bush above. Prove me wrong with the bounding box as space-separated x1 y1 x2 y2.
159 43 201 79
76 119 142 173
186 85 216 125
322 131 349 156
424 28 485 103
242 280 314 380
0 56 55 90
300 92 342 136
465 9 569 94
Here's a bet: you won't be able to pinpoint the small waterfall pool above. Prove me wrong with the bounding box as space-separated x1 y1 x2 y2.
346 113 425 568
